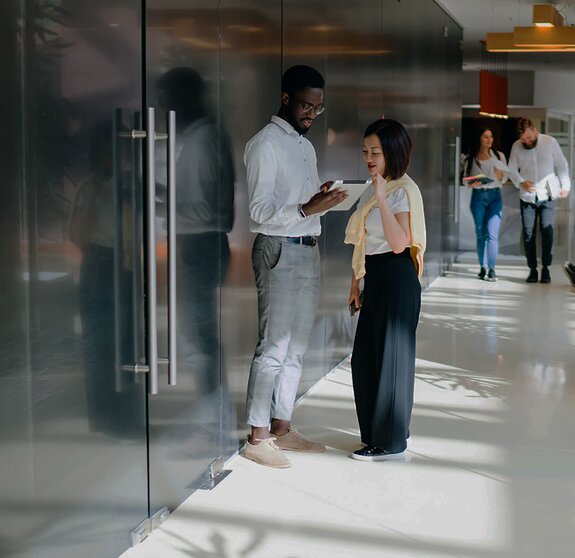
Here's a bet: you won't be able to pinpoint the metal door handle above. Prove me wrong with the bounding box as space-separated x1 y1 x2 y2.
118 108 176 394
145 107 159 395
113 108 124 392
166 110 177 385
131 111 142 375
453 136 461 224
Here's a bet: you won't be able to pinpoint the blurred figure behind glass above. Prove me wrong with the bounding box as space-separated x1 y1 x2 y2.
70 121 143 438
156 67 235 446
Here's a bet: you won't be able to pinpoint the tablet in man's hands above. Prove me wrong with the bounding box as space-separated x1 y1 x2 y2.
328 180 372 211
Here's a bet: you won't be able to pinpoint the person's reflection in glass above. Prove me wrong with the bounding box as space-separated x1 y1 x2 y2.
70 122 143 439
156 68 236 452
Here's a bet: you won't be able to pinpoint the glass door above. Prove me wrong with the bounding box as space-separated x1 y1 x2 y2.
441 15 463 269
144 0 234 513
0 1 149 557
546 111 575 262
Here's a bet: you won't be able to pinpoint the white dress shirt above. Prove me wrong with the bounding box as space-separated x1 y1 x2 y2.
508 134 571 203
244 115 322 236
359 187 410 255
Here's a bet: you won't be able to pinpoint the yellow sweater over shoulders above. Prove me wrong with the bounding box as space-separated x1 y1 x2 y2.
344 173 426 280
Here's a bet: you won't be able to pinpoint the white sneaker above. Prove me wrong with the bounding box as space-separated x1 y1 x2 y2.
243 437 292 468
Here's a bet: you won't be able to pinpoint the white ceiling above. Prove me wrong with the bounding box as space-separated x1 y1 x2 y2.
435 0 575 72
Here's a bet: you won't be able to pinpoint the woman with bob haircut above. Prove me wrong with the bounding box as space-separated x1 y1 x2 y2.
344 118 426 461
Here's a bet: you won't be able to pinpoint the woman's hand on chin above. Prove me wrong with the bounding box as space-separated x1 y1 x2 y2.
372 173 388 201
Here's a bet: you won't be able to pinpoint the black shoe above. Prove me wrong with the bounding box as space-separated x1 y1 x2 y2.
563 262 575 288
485 269 497 282
350 446 406 462
540 267 551 284
526 268 538 283
477 267 487 280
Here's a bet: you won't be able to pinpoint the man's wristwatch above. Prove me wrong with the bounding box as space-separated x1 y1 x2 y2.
298 203 307 219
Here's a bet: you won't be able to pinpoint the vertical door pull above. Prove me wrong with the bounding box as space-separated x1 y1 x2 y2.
453 136 461 224
113 109 124 391
118 109 176 394
145 107 159 395
166 111 177 386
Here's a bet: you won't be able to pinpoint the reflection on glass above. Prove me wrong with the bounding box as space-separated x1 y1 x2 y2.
527 361 566 437
70 121 143 438
156 68 236 448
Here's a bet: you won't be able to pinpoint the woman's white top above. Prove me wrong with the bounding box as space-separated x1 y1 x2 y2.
358 187 410 255
463 151 508 189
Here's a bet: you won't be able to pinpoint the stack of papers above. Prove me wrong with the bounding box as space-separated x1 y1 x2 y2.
463 174 494 185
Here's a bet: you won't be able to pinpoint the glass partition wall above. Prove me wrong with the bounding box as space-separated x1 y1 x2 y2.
546 111 575 262
0 1 462 556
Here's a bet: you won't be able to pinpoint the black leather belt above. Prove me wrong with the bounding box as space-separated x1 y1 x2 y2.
285 236 317 247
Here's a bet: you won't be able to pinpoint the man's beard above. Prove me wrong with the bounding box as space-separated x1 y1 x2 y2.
290 118 311 135
522 138 538 150
282 112 312 135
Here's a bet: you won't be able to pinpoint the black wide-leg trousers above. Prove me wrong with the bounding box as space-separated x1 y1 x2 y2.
351 249 421 453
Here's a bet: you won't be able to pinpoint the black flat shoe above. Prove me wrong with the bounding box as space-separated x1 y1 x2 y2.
350 446 406 462
526 268 538 283
540 267 551 284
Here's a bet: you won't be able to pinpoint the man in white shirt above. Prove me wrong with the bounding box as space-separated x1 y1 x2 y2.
242 65 347 468
508 118 571 283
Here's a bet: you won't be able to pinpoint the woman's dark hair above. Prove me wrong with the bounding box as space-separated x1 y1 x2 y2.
364 118 412 180
281 65 325 96
465 126 498 177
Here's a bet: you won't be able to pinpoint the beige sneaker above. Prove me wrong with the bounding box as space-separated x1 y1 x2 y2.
272 429 326 453
243 438 292 468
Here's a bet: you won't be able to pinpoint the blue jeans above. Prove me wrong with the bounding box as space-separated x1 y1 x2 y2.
469 188 502 270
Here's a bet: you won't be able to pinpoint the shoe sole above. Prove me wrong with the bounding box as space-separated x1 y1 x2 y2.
243 453 292 468
275 445 326 453
350 451 407 462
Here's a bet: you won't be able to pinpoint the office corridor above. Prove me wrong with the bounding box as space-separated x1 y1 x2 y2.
121 261 575 558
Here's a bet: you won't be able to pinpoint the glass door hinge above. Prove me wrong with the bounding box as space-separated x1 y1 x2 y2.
130 506 170 546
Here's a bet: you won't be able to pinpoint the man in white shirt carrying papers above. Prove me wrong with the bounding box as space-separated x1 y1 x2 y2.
242 65 347 468
508 117 571 284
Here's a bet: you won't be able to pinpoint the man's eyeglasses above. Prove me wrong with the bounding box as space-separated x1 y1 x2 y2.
297 102 325 116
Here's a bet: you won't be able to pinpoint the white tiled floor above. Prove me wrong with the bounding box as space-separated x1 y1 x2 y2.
121 262 575 558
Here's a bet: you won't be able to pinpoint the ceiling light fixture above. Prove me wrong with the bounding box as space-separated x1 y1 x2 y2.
486 4 575 52
533 4 564 27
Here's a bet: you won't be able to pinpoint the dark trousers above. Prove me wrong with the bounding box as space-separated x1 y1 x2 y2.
79 243 143 437
520 199 556 269
351 249 421 453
